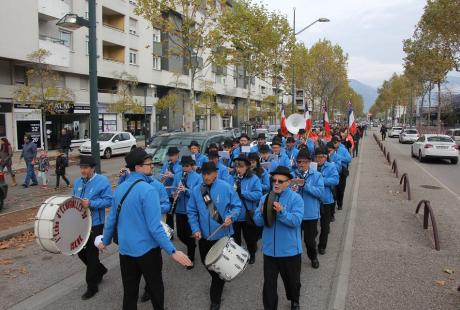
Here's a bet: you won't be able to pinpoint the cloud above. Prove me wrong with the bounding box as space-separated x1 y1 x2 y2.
348 56 403 87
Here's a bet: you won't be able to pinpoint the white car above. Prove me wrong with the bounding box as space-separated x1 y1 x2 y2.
79 131 137 159
399 128 419 144
411 134 459 164
389 126 403 138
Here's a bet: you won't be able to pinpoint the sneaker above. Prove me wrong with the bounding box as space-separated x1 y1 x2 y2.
30 183 38 187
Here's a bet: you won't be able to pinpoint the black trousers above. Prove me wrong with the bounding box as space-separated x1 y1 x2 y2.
381 132 386 140
55 174 70 187
353 142 359 157
233 221 259 258
263 254 301 310
120 247 164 310
199 238 226 304
336 169 348 208
301 220 318 261
319 204 334 250
176 213 196 261
78 224 107 291
166 198 175 230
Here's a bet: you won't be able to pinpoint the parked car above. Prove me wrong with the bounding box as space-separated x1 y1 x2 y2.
0 171 8 211
388 126 403 138
411 134 459 164
399 128 419 144
445 128 460 145
79 131 137 159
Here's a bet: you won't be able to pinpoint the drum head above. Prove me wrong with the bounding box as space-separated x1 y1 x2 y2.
263 192 277 227
205 236 229 266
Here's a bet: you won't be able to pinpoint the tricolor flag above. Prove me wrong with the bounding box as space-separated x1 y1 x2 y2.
280 104 288 136
323 104 332 141
348 100 357 135
304 102 312 133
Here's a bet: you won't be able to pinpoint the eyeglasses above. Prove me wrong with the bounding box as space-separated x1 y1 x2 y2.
272 178 289 184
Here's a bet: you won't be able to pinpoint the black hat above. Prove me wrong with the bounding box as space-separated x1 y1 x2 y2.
298 129 306 134
297 149 312 161
248 152 260 162
208 143 218 150
286 137 295 144
201 162 218 174
257 133 266 140
239 133 250 141
125 147 152 170
232 138 240 144
260 144 271 153
270 166 293 180
180 155 195 166
189 140 200 148
79 156 97 167
166 146 180 156
234 154 251 166
331 136 340 143
326 141 335 150
314 147 327 156
271 139 281 146
223 139 233 148
207 150 219 159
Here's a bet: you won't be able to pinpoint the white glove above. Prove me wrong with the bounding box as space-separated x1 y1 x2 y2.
94 235 103 247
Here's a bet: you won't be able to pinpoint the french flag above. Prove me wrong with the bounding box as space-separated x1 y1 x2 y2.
324 104 332 141
304 102 312 132
280 104 288 136
348 100 357 136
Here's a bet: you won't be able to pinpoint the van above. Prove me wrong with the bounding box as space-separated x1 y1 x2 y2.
445 128 460 144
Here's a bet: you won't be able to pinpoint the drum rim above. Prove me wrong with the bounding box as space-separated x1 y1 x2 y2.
204 236 230 267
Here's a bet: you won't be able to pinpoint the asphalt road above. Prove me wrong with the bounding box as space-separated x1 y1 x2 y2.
382 136 460 197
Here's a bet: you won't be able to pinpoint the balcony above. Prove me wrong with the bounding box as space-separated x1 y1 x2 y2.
38 35 70 67
102 6 125 32
38 0 70 21
102 41 125 64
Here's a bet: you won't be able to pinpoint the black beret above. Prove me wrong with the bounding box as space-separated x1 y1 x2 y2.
125 147 152 170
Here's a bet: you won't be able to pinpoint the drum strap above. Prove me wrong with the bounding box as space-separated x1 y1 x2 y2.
113 179 143 244
200 184 223 224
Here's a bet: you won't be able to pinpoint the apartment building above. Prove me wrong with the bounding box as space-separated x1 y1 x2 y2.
0 0 273 150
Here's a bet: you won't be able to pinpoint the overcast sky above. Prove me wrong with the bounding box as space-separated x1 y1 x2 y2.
261 0 426 87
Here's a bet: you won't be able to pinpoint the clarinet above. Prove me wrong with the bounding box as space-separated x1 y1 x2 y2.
161 161 174 183
169 171 187 215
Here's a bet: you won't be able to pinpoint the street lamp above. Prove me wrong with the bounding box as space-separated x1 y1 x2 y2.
291 8 330 114
57 0 101 173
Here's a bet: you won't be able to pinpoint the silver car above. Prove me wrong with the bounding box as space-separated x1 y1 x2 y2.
399 129 419 144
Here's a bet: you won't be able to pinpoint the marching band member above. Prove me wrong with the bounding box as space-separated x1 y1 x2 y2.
221 139 234 168
187 162 242 310
314 147 339 254
248 152 271 194
232 155 263 264
267 140 291 172
251 133 271 154
189 140 208 170
160 146 183 230
72 156 112 300
254 166 304 310
326 142 343 221
285 137 299 170
232 133 251 158
207 151 233 185
100 148 192 310
331 136 352 210
172 156 202 269
293 149 324 269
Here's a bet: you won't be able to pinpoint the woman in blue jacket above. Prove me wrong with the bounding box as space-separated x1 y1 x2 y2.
232 155 263 264
248 152 270 194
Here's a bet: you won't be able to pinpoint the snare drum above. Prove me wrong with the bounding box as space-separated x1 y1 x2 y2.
34 196 92 255
161 221 174 239
204 237 249 281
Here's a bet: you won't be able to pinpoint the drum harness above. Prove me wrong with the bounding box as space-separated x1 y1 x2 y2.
200 183 226 234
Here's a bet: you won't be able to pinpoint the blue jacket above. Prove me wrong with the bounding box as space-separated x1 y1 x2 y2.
20 142 37 162
232 145 251 159
295 169 324 220
329 152 343 173
160 160 183 196
254 188 304 257
337 144 352 167
306 139 315 157
72 174 112 226
250 144 271 154
285 147 299 170
318 161 339 204
192 153 208 168
262 153 291 173
234 173 263 222
186 179 242 241
103 172 176 257
256 169 271 194
217 162 233 185
173 171 202 214
118 173 170 214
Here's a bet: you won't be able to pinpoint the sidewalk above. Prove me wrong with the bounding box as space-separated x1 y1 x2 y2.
9 148 80 173
343 131 460 310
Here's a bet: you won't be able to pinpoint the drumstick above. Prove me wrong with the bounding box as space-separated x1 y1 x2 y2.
207 211 237 241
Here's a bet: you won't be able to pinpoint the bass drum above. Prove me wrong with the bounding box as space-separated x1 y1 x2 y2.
34 196 92 255
161 221 174 240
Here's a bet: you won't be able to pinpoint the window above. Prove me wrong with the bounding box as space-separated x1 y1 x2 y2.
59 30 72 47
152 28 161 42
112 134 122 142
15 66 26 85
129 18 138 35
122 133 131 140
153 56 161 70
129 49 138 65
80 78 88 90
260 86 266 94
222 118 230 129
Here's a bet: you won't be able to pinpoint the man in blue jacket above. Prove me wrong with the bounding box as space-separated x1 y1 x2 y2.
254 166 304 310
260 141 291 173
99 148 192 309
292 150 324 269
250 133 271 154
332 136 352 210
232 133 252 159
72 156 112 300
232 155 263 264
207 151 233 185
189 140 208 171
187 162 241 310
315 147 339 254
20 135 38 188
285 137 299 169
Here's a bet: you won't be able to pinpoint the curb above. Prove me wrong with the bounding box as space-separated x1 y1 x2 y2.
0 222 34 241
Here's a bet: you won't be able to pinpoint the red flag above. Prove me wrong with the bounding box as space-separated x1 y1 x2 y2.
324 110 332 141
280 105 288 136
348 100 357 135
346 133 355 150
304 109 312 132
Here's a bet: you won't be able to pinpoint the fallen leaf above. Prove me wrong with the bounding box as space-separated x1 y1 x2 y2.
434 280 446 286
444 268 454 275
19 267 28 274
0 259 14 265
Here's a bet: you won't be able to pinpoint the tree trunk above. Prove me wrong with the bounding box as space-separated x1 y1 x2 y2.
419 92 425 127
437 82 442 134
246 76 252 122
41 109 48 150
428 86 432 127
185 74 196 132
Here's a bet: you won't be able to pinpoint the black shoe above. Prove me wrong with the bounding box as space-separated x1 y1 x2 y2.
318 248 326 255
330 215 335 222
187 264 195 270
311 259 320 269
337 205 343 210
249 255 256 265
210 303 221 310
81 289 98 300
140 290 151 303
97 268 108 284
30 183 38 186
291 301 300 310
22 184 28 188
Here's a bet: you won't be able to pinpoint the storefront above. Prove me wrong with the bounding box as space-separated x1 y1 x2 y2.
124 111 151 138
13 103 43 150
0 102 13 144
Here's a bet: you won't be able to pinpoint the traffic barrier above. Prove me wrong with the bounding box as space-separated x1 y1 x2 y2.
386 151 391 164
391 159 399 178
383 146 386 157
399 173 412 200
415 200 440 251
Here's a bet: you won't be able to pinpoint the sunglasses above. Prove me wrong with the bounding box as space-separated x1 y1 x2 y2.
272 178 289 184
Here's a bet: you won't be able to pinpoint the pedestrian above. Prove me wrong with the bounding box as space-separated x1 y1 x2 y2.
20 135 38 188
187 162 242 310
352 130 361 158
0 138 17 186
72 156 112 300
37 150 50 188
59 128 72 165
253 166 304 310
99 147 192 310
380 125 387 141
55 150 70 189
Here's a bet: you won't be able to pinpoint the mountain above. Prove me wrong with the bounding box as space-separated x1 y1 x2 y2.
445 75 460 91
349 79 378 113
